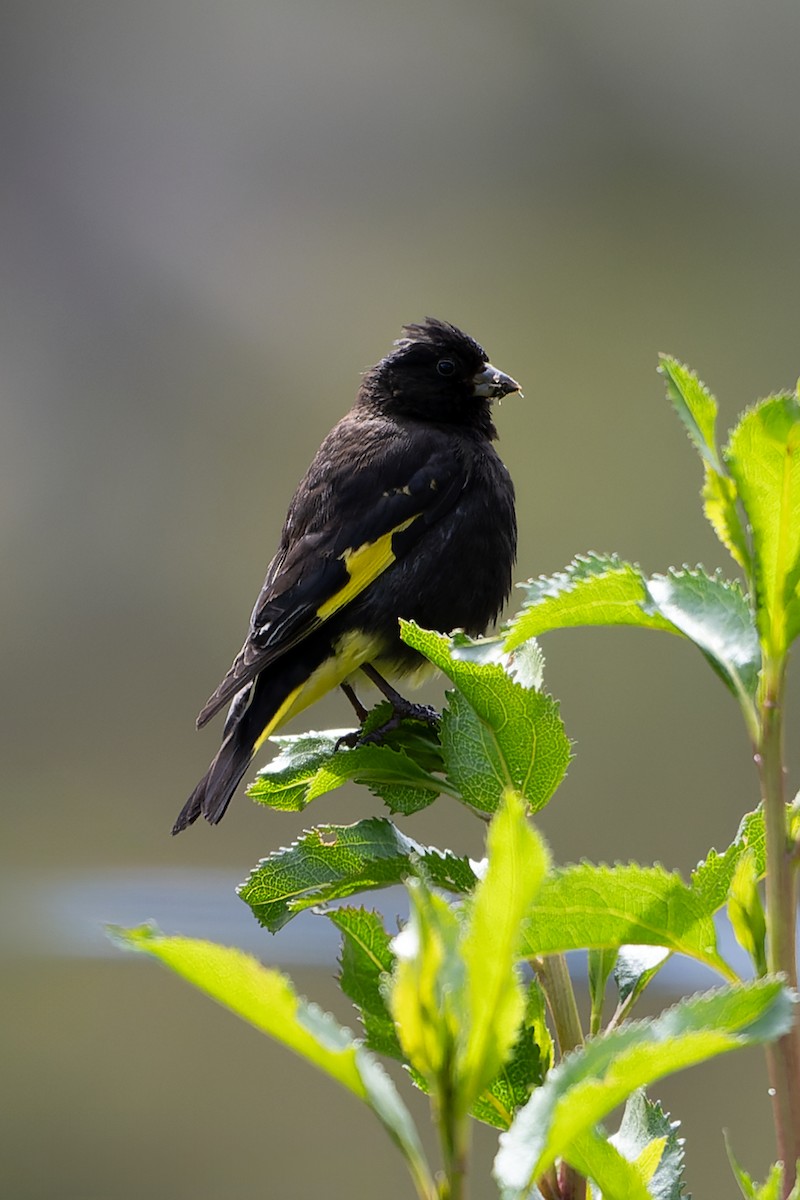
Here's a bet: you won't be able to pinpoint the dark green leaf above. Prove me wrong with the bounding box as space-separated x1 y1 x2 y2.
327 907 401 1059
239 817 478 931
248 723 446 816
612 1091 687 1200
643 568 759 717
401 623 571 815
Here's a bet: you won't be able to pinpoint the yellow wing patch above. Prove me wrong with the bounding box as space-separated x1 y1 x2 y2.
316 516 419 620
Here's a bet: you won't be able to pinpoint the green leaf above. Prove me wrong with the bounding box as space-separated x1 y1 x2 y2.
109 924 434 1197
643 568 759 718
238 817 478 931
327 907 401 1059
658 355 750 571
506 554 677 649
691 807 766 914
248 723 446 816
509 559 759 730
388 878 464 1083
659 355 723 473
611 1091 686 1200
725 1135 797 1200
728 851 767 976
614 945 671 1009
569 1127 656 1200
471 979 552 1130
725 392 800 656
702 467 751 574
401 623 571 815
494 979 795 1198
518 863 734 981
458 791 550 1108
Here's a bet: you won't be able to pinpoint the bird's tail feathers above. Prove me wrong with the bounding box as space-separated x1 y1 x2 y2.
171 726 254 834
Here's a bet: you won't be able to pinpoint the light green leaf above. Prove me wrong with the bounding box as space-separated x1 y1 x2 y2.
728 851 767 975
658 355 750 570
702 466 751 573
459 792 550 1108
508 560 759 723
495 979 795 1198
659 355 722 473
691 807 766 913
569 1127 655 1200
725 392 800 657
518 863 734 981
388 879 464 1083
401 623 571 815
109 924 434 1197
471 979 552 1130
725 1135 795 1200
238 817 478 931
506 554 677 649
248 724 446 816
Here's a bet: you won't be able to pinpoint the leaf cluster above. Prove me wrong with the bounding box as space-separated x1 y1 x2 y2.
113 358 800 1199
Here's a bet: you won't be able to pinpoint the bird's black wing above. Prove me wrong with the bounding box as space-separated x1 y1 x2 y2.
196 426 468 727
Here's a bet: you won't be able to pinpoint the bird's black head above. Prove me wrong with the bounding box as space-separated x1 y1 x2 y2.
358 317 520 433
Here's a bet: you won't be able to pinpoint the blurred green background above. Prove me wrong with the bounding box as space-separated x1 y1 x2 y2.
3 0 800 1195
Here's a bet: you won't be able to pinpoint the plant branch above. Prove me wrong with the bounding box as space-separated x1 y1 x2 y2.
757 657 800 1196
435 1065 469 1200
535 955 586 1200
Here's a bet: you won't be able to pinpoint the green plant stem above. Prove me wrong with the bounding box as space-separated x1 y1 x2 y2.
436 1072 469 1200
536 954 584 1057
757 658 800 1195
536 955 586 1200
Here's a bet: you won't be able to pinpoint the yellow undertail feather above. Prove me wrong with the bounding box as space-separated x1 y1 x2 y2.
253 628 386 753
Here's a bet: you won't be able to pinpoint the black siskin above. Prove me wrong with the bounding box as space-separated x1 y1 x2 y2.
173 318 520 833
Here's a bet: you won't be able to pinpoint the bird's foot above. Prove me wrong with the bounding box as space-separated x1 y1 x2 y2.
336 699 440 750
357 700 439 746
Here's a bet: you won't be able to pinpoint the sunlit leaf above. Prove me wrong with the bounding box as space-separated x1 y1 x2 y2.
458 791 549 1107
725 392 800 657
109 924 434 1196
495 979 795 1199
518 862 734 980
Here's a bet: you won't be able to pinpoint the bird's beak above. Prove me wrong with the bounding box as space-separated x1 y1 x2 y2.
471 363 521 400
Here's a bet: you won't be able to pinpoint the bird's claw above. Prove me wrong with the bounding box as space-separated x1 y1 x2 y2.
335 702 440 751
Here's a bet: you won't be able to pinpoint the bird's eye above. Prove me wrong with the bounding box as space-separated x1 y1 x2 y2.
436 358 456 376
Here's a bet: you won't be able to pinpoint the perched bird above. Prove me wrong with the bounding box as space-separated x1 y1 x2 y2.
173 318 520 833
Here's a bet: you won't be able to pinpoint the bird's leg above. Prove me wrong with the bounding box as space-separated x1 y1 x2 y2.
335 666 440 750
340 681 369 723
